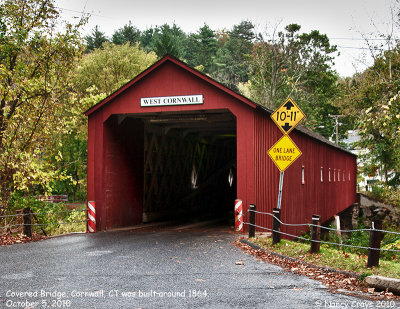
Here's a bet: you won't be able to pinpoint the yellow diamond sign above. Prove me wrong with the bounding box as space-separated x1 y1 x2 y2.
268 135 302 172
271 98 306 134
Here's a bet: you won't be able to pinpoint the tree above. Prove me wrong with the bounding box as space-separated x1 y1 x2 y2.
249 24 337 107
335 1 400 187
85 25 108 52
112 21 140 45
337 48 400 185
140 27 158 52
185 24 217 73
152 23 186 59
0 0 85 209
247 24 342 138
213 20 255 90
74 42 157 96
46 43 158 201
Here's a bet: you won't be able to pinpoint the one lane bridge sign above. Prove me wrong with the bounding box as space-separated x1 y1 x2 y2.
271 98 305 134
267 135 302 172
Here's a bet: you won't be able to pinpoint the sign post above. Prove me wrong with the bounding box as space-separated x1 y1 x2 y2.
268 98 305 211
277 171 284 210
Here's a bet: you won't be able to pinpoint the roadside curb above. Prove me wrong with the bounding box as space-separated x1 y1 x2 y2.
364 276 400 295
240 238 400 295
48 232 86 239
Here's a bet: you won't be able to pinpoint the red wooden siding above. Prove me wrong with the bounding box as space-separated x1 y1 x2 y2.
254 111 357 236
86 56 357 232
87 58 256 230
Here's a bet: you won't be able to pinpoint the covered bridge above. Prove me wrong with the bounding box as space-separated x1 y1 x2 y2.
85 55 357 235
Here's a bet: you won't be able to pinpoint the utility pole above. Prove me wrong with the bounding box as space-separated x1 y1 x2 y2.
328 114 344 145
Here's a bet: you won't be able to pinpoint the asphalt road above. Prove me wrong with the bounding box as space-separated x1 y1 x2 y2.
0 224 397 309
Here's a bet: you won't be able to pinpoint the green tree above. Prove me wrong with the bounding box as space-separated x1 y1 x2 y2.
152 23 186 59
213 20 255 90
0 0 85 209
140 27 158 52
48 133 87 201
43 43 157 200
337 48 400 185
112 21 140 45
249 24 337 108
74 42 157 96
247 24 342 138
185 24 217 73
46 43 157 202
85 25 108 52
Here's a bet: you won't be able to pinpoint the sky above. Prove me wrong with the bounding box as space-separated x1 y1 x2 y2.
54 0 399 77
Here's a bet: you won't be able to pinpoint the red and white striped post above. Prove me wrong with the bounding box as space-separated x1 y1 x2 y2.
235 199 243 232
87 201 96 233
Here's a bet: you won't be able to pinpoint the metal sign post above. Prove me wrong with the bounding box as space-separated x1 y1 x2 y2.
268 97 305 212
276 171 284 209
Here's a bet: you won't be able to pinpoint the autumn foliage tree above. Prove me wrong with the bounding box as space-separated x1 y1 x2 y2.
338 47 400 186
75 42 157 97
46 42 157 201
0 0 85 209
247 24 342 138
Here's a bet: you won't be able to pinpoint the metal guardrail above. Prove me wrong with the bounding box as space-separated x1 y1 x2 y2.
0 209 87 219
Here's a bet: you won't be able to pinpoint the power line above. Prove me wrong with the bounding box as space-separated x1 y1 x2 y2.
330 37 399 41
54 6 400 51
336 45 388 50
55 7 112 19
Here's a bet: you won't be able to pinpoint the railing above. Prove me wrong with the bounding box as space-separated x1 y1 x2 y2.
243 205 400 267
38 195 68 203
0 207 88 237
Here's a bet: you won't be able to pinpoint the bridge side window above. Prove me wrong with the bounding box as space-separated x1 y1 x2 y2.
321 167 323 182
301 166 305 185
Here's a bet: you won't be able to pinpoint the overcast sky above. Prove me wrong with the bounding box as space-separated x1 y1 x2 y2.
54 0 399 77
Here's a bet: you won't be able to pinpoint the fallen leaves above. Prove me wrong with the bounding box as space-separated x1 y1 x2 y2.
0 233 47 246
234 239 399 300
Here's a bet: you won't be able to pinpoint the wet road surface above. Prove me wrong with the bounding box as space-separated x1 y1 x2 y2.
0 224 395 308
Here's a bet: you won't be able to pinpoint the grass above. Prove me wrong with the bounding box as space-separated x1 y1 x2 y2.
46 220 86 236
252 237 400 279
30 204 87 236
4 195 87 237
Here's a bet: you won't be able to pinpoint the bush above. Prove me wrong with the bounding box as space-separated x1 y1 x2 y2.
368 184 400 208
323 221 400 261
5 192 86 236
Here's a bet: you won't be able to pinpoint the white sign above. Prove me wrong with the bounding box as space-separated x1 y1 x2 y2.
140 95 203 107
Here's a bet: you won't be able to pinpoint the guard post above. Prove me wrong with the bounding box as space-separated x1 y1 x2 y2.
272 208 281 244
367 220 382 268
234 199 243 232
23 207 32 237
310 214 321 253
87 201 96 233
248 204 256 238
